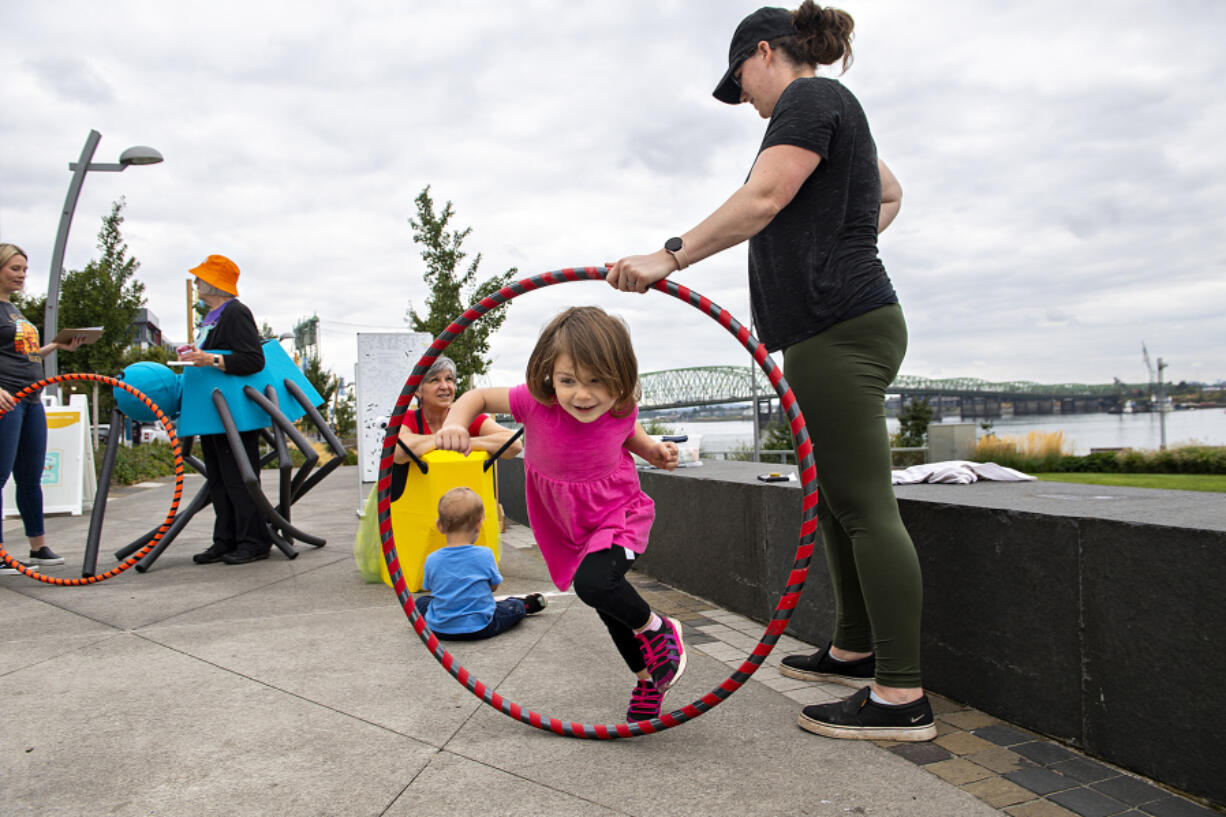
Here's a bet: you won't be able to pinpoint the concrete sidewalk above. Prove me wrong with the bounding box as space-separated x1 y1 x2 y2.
1 467 1213 817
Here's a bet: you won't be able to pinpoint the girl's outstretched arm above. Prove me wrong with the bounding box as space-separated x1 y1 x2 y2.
469 416 523 458
625 421 679 471
435 388 512 456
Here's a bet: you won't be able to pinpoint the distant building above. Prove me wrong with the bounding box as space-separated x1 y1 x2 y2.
132 308 163 350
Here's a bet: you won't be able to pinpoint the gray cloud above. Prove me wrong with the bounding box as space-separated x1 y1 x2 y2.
26 57 116 104
0 0 1221 392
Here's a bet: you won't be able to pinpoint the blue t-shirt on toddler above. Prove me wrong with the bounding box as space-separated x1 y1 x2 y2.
422 545 501 634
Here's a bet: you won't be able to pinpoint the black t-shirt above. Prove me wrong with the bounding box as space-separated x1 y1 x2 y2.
0 301 47 403
748 77 897 352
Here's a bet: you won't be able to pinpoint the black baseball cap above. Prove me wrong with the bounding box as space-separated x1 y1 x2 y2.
713 7 797 105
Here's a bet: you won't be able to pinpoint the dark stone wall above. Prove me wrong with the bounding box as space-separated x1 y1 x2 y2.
496 457 1226 806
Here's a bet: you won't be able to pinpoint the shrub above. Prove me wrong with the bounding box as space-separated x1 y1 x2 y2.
973 431 1069 472
728 422 795 463
97 441 180 485
97 440 359 485
640 418 675 436
972 437 1226 475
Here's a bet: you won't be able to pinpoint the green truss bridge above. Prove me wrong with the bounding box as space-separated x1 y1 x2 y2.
639 367 1146 416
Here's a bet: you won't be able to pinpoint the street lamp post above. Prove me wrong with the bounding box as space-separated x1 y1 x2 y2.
43 129 162 398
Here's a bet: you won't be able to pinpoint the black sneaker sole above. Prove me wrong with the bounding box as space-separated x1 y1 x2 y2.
27 557 65 566
797 711 937 742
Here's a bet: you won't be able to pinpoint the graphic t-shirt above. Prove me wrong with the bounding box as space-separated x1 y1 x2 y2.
0 301 46 403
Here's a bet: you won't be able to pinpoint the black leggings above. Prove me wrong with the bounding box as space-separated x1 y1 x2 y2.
571 547 652 673
783 303 923 688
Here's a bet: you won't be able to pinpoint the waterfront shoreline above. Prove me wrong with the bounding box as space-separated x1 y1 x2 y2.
662 410 1225 456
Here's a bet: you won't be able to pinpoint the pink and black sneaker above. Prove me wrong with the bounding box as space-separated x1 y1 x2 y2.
626 679 665 722
635 616 687 691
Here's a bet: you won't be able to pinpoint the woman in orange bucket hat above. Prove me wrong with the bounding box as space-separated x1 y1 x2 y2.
180 254 273 565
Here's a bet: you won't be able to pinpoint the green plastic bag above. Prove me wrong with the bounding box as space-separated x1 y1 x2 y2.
353 487 385 583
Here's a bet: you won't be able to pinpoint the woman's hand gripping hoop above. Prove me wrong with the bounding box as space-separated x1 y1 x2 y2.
0 374 185 585
377 267 820 739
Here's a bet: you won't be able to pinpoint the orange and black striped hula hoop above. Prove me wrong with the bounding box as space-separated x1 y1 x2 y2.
0 373 184 585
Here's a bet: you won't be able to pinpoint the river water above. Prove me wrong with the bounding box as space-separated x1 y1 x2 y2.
668 409 1226 456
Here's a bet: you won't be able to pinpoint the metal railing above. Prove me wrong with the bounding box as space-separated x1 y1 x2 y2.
699 446 929 467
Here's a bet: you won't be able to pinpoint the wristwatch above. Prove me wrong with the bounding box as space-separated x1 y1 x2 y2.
664 237 690 271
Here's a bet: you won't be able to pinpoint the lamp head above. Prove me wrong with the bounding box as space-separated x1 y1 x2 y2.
119 146 163 166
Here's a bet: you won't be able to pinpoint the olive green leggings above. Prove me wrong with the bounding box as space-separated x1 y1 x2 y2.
783 303 922 688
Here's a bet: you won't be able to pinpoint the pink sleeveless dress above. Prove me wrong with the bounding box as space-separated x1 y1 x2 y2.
508 384 655 590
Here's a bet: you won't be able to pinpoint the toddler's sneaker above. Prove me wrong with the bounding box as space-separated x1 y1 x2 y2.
523 593 547 614
780 642 875 687
28 546 64 566
635 616 686 691
797 686 936 742
626 679 665 722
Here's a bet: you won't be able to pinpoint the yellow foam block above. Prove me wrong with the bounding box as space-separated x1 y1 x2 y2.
381 449 501 591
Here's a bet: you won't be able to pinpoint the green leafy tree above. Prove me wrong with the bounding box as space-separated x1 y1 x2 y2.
57 198 147 419
302 353 337 408
760 421 795 451
334 388 356 438
895 398 934 448
405 186 516 394
120 345 174 367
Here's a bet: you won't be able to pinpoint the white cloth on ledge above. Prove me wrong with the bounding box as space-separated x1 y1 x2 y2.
891 460 1036 485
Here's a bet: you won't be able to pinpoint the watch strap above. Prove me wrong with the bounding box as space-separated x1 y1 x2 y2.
665 239 691 271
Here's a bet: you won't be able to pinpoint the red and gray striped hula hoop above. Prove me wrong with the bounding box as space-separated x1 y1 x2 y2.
0 373 185 585
377 267 819 738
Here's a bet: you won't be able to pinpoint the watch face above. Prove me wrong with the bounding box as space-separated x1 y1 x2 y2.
665 237 683 252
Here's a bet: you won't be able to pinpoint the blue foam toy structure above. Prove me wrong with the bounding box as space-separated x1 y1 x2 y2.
175 340 324 437
115 361 184 422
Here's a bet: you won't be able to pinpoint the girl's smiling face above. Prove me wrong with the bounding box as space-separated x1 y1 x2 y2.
551 353 616 423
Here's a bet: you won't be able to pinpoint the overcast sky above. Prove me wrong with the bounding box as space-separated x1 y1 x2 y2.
3 0 1224 394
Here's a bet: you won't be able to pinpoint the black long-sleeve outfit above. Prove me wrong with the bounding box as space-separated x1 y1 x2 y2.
198 299 271 555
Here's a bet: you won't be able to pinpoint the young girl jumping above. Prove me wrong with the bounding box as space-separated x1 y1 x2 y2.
433 305 685 722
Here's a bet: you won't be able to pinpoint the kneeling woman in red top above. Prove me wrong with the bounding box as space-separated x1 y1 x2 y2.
390 356 522 501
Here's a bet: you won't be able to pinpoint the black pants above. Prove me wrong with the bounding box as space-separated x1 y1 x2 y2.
200 430 271 554
572 547 652 673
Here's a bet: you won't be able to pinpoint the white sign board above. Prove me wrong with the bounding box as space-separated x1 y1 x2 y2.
3 394 95 518
355 332 433 483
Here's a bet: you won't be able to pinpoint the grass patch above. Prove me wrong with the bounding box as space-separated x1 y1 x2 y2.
1035 472 1226 493
96 440 356 485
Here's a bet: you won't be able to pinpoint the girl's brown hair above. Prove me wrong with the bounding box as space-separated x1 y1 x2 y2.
776 1 855 74
524 306 641 418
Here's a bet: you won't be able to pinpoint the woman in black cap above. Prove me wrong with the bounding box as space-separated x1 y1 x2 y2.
608 3 932 741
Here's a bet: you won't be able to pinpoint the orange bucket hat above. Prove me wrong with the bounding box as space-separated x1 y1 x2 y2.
189 254 240 296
